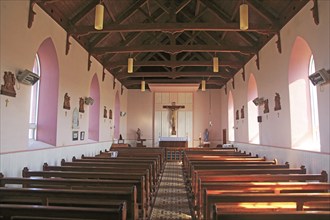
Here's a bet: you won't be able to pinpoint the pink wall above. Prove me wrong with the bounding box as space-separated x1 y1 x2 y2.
36 37 59 146
114 91 120 139
88 74 100 141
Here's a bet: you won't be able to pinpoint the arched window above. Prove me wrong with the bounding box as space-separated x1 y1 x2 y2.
247 74 260 144
308 55 320 149
228 91 235 141
88 74 100 141
288 37 320 151
34 38 59 146
29 54 41 140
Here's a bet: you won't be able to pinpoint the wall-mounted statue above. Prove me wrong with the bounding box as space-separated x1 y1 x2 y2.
1 71 16 97
63 93 70 110
103 106 107 118
274 93 281 111
235 110 239 120
241 105 245 119
79 97 84 113
109 109 112 119
263 99 269 113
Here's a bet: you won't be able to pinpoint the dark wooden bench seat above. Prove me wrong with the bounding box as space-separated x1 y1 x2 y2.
212 209 330 220
77 156 161 180
58 160 154 202
204 191 330 219
191 167 307 196
0 174 148 219
0 187 136 220
21 168 146 220
184 159 277 177
196 181 330 219
186 163 291 181
0 204 127 220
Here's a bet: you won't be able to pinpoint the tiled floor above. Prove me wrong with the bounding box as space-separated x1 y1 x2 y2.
150 162 192 220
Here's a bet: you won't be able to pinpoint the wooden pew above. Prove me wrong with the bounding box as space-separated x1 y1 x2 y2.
0 187 136 220
197 181 330 219
191 167 307 197
204 192 330 219
0 204 127 220
21 168 144 220
186 162 290 180
1 173 148 219
60 159 153 201
74 156 159 186
212 209 330 220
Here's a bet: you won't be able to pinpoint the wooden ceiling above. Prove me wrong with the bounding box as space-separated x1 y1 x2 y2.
31 0 311 90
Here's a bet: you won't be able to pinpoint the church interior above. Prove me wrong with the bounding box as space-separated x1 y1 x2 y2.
0 0 329 219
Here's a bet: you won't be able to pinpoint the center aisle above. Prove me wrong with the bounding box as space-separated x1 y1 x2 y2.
150 162 192 220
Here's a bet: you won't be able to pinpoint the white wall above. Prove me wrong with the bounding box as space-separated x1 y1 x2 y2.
221 1 329 173
0 1 127 175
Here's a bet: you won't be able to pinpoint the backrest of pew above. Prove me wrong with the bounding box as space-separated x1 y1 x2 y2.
212 209 330 220
0 187 137 220
0 204 126 220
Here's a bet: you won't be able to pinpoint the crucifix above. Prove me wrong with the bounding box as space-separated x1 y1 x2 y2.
163 102 185 135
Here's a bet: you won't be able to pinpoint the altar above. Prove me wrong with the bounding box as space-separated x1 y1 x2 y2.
159 137 188 148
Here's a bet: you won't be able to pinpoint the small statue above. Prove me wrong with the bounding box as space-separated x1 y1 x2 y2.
236 110 239 120
136 128 141 140
103 106 107 118
263 99 269 113
63 93 70 110
241 105 244 119
1 71 16 97
109 109 112 119
204 128 209 142
79 97 84 113
274 93 281 111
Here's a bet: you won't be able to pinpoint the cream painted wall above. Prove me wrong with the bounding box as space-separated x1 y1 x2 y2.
126 90 223 147
193 90 222 147
0 1 127 176
221 1 329 158
126 90 154 147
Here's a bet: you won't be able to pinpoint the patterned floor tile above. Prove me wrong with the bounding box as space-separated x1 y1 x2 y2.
150 162 192 220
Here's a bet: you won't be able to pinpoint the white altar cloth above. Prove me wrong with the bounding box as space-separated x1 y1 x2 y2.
159 137 188 141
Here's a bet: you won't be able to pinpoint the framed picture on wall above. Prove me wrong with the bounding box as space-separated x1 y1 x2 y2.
72 131 78 141
80 131 85 140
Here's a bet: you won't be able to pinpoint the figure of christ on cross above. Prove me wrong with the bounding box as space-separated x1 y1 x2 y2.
163 102 185 135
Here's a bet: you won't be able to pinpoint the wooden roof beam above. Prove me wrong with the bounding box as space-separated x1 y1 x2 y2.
92 45 257 55
122 78 225 87
108 60 242 68
117 71 231 80
71 22 276 35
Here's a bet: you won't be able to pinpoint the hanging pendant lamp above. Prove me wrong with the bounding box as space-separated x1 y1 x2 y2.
213 56 219 73
201 80 206 91
128 57 134 73
94 3 104 30
141 80 145 92
240 2 249 30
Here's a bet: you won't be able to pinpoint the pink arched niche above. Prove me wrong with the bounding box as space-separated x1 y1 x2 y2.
88 74 100 141
228 91 235 141
288 36 313 149
36 37 59 146
114 91 120 139
247 74 259 144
